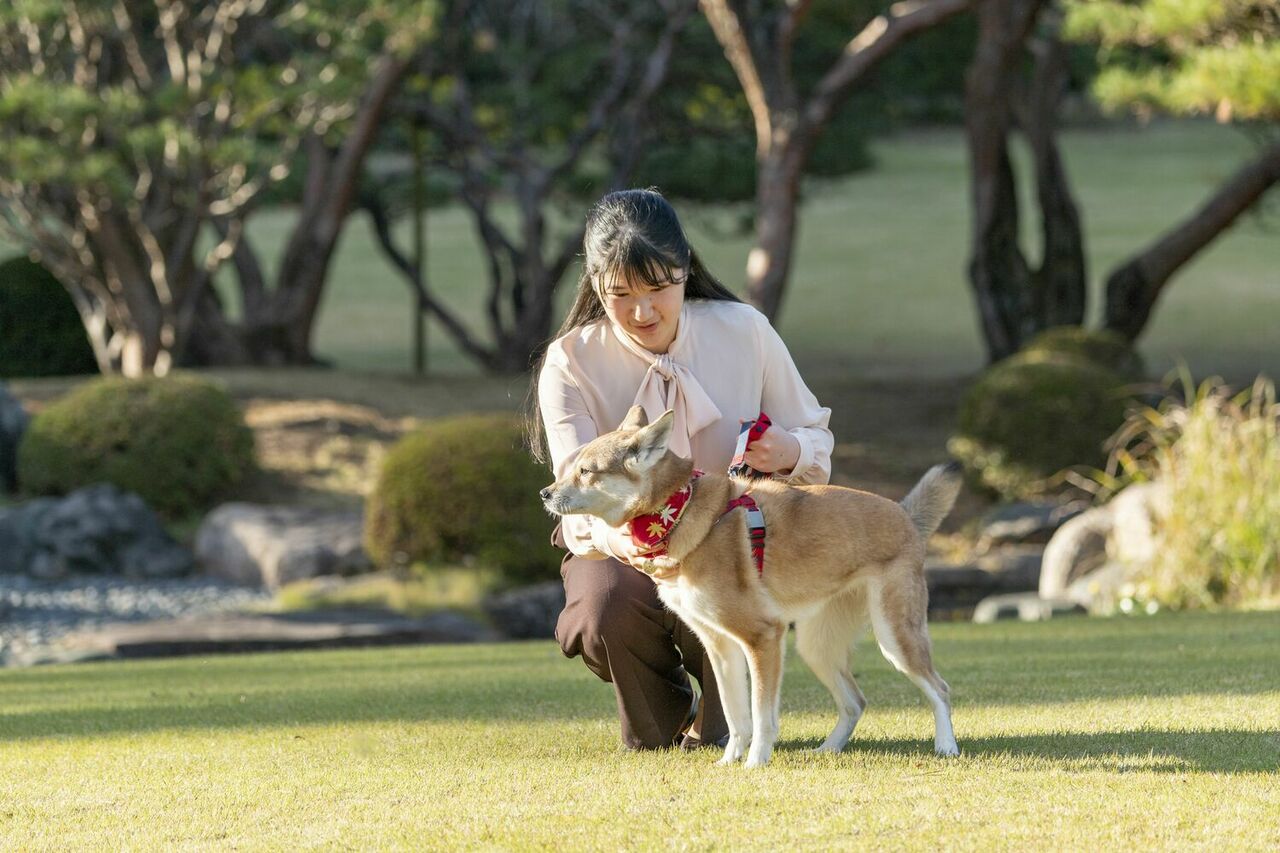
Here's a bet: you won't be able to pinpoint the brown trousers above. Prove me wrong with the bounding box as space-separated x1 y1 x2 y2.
553 528 729 750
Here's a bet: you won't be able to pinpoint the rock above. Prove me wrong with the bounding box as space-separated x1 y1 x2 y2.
40 608 498 662
0 383 28 493
975 544 1044 591
482 581 566 639
972 592 1086 623
0 485 192 579
0 498 55 574
1108 482 1169 566
1039 507 1111 598
196 503 372 590
977 500 1087 548
1064 561 1130 612
1039 482 1170 613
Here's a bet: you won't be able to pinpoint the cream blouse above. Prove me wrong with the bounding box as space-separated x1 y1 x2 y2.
538 299 834 560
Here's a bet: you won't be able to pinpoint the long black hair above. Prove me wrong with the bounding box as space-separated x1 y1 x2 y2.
524 189 742 464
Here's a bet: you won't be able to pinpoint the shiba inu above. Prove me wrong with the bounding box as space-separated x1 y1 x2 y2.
540 406 963 767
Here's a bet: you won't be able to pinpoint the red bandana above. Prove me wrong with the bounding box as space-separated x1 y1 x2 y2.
628 469 705 553
622 412 771 576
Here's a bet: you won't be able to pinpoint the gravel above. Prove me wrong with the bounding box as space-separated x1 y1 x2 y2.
0 574 272 666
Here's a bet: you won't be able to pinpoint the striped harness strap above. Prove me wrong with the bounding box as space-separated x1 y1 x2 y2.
723 493 766 578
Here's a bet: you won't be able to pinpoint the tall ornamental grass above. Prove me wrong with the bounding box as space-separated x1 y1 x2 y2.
1102 371 1279 609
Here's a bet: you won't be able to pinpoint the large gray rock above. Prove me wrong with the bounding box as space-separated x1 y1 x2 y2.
972 592 1086 623
196 503 372 590
975 544 1044 591
1039 482 1170 612
0 484 193 579
977 500 1087 548
40 608 498 663
482 581 566 639
0 383 28 493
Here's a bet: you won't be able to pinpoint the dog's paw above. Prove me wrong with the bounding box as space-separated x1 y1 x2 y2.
808 742 845 755
935 742 960 758
716 735 748 765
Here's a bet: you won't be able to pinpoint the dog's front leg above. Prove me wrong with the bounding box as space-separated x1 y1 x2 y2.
744 623 786 768
706 635 751 766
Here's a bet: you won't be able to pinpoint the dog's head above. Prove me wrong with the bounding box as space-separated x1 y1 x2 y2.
540 405 692 526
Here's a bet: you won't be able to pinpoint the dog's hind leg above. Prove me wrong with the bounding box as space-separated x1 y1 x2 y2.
740 621 786 768
696 626 752 765
868 564 958 757
795 587 870 753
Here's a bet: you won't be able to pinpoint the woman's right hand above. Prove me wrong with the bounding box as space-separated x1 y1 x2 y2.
603 522 659 566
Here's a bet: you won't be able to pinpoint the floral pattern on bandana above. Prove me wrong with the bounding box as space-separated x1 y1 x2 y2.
627 469 705 554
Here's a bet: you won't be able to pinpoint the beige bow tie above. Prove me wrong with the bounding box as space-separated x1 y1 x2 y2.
610 315 722 458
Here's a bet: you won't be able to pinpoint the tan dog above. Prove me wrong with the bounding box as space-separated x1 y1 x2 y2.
541 406 962 767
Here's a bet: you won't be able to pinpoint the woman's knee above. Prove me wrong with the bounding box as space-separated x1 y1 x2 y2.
556 561 659 663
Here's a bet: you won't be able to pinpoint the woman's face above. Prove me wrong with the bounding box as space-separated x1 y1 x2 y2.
598 266 687 354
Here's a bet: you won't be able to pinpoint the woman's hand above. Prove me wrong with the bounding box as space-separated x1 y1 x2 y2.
603 522 660 566
740 420 802 475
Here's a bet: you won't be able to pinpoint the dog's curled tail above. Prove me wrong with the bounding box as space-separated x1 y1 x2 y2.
899 461 964 540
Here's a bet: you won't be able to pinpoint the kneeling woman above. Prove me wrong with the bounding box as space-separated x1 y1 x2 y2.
527 189 833 749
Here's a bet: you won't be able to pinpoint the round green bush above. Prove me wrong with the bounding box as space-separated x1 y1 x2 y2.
0 256 98 378
1020 326 1146 381
365 413 561 586
17 375 254 517
948 351 1131 499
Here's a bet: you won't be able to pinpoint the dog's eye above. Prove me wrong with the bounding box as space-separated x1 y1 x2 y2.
578 466 593 477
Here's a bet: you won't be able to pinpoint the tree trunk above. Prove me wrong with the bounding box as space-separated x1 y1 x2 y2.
1104 140 1280 341
746 143 807 322
1022 30 1087 332
962 0 1091 363
964 0 1042 361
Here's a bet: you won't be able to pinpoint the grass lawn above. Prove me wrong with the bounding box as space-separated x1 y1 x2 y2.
2 611 1277 849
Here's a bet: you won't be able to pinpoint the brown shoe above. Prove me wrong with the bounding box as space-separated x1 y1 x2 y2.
675 692 730 750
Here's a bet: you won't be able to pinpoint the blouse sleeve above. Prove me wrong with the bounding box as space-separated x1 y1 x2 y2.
538 346 622 560
753 312 833 486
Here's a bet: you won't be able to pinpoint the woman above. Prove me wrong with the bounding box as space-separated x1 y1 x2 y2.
526 189 833 750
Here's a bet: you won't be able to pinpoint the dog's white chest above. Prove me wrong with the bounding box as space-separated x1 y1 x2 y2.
656 579 703 622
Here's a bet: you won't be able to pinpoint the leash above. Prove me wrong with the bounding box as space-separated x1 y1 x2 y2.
627 412 770 578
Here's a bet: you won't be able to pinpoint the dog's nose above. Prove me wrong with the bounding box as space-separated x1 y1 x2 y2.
539 487 552 501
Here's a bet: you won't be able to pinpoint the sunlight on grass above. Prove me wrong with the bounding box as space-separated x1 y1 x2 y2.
270 565 497 617
2 612 1278 848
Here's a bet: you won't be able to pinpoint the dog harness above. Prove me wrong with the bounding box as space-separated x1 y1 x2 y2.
627 412 771 577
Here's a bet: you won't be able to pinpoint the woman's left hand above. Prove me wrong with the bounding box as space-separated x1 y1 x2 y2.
740 420 801 475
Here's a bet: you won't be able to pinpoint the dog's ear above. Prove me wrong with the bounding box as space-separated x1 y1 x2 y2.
627 409 675 470
618 405 649 431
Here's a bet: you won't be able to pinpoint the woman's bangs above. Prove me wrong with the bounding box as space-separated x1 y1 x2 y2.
599 234 685 291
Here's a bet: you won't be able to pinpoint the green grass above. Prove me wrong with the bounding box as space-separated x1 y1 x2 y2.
2 611 1278 848
271 566 498 619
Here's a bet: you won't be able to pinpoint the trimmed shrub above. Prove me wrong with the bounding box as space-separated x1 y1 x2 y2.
1020 326 1146 380
365 413 561 586
0 256 97 378
17 375 254 517
948 351 1131 499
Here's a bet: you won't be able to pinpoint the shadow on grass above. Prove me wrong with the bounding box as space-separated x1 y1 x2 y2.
778 728 1280 775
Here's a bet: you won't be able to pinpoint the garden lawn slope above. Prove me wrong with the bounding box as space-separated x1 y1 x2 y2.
1 612 1278 849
